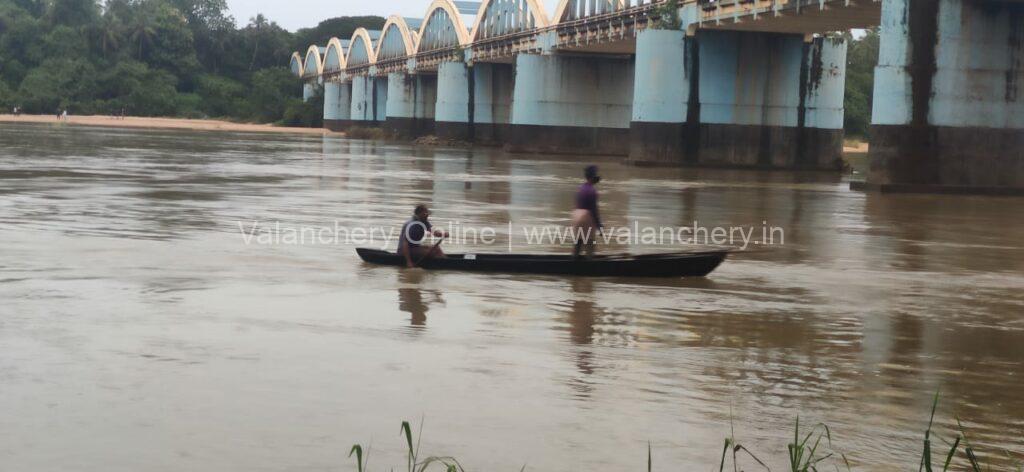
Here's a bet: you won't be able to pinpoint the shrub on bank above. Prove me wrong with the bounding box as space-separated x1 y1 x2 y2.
281 99 323 128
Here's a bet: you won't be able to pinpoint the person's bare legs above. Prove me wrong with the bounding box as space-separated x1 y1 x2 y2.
408 245 446 264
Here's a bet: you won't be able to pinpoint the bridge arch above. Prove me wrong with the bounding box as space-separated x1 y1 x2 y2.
552 0 625 22
470 0 549 40
346 28 378 67
376 16 419 61
302 45 323 78
414 0 473 54
323 37 347 72
289 52 304 77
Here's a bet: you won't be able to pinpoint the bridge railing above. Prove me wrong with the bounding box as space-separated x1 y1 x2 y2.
553 1 665 49
697 0 875 25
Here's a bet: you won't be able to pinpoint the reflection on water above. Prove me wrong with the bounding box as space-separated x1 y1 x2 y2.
0 123 1022 471
397 270 445 329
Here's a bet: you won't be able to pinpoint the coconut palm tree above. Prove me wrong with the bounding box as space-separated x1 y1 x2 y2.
128 8 156 60
246 14 268 71
92 13 123 58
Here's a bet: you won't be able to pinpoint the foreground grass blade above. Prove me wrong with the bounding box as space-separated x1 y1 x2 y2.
349 444 365 472
401 421 415 472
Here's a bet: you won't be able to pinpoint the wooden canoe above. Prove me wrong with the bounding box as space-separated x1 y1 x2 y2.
356 248 727 278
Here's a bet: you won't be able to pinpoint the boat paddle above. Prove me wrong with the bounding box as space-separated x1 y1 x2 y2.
412 235 447 268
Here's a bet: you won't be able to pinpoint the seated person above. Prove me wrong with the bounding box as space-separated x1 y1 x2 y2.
398 204 448 268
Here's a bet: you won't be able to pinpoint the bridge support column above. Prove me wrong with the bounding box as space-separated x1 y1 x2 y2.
435 62 472 141
350 75 389 126
302 82 315 102
696 30 846 169
323 80 352 131
863 0 1024 193
373 76 389 124
629 29 697 165
473 63 514 145
350 75 375 125
385 73 436 138
508 54 634 156
435 62 515 144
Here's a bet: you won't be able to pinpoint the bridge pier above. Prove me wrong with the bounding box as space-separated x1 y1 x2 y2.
864 0 1024 193
508 54 635 156
435 62 472 141
473 63 515 145
302 82 315 102
323 80 351 131
350 75 374 125
629 29 845 169
385 73 436 138
373 76 389 124
697 30 846 170
350 75 390 126
435 62 515 144
629 29 698 165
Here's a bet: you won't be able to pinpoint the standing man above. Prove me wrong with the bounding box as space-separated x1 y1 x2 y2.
398 204 449 268
571 165 603 259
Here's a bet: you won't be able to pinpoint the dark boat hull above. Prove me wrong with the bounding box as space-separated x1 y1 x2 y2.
355 248 727 278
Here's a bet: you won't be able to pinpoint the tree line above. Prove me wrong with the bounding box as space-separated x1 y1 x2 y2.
0 0 383 125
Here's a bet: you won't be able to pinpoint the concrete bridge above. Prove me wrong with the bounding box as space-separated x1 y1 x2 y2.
290 0 1024 193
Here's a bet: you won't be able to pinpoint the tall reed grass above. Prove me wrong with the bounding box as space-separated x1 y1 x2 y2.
347 395 1021 471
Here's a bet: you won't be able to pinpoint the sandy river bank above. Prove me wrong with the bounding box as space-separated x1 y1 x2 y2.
0 114 340 136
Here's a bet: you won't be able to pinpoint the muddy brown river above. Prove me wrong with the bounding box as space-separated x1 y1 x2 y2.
1 123 1022 471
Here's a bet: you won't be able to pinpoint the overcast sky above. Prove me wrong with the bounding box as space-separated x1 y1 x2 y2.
226 0 561 32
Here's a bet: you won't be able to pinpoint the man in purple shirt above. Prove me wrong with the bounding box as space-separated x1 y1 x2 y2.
571 165 603 259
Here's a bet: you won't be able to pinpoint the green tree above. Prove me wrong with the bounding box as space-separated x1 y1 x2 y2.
127 4 156 60
144 0 200 84
42 25 89 59
45 0 99 28
169 0 235 72
0 0 367 124
0 5 44 70
238 14 293 73
88 9 124 58
17 57 98 113
844 28 879 138
247 67 301 123
124 66 180 116
195 73 244 117
0 79 13 108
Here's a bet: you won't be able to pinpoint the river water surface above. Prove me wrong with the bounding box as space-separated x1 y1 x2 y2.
1 123 1022 471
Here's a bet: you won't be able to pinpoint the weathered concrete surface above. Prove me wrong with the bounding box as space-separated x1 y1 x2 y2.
302 83 315 102
434 62 515 144
629 29 696 165
628 29 846 169
350 75 375 123
323 81 351 127
508 54 634 155
867 0 1024 191
385 73 437 138
472 63 514 145
350 75 390 125
373 77 389 123
698 30 846 170
435 62 472 141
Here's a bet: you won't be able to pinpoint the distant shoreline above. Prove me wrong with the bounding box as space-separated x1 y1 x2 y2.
0 114 871 158
0 114 340 136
